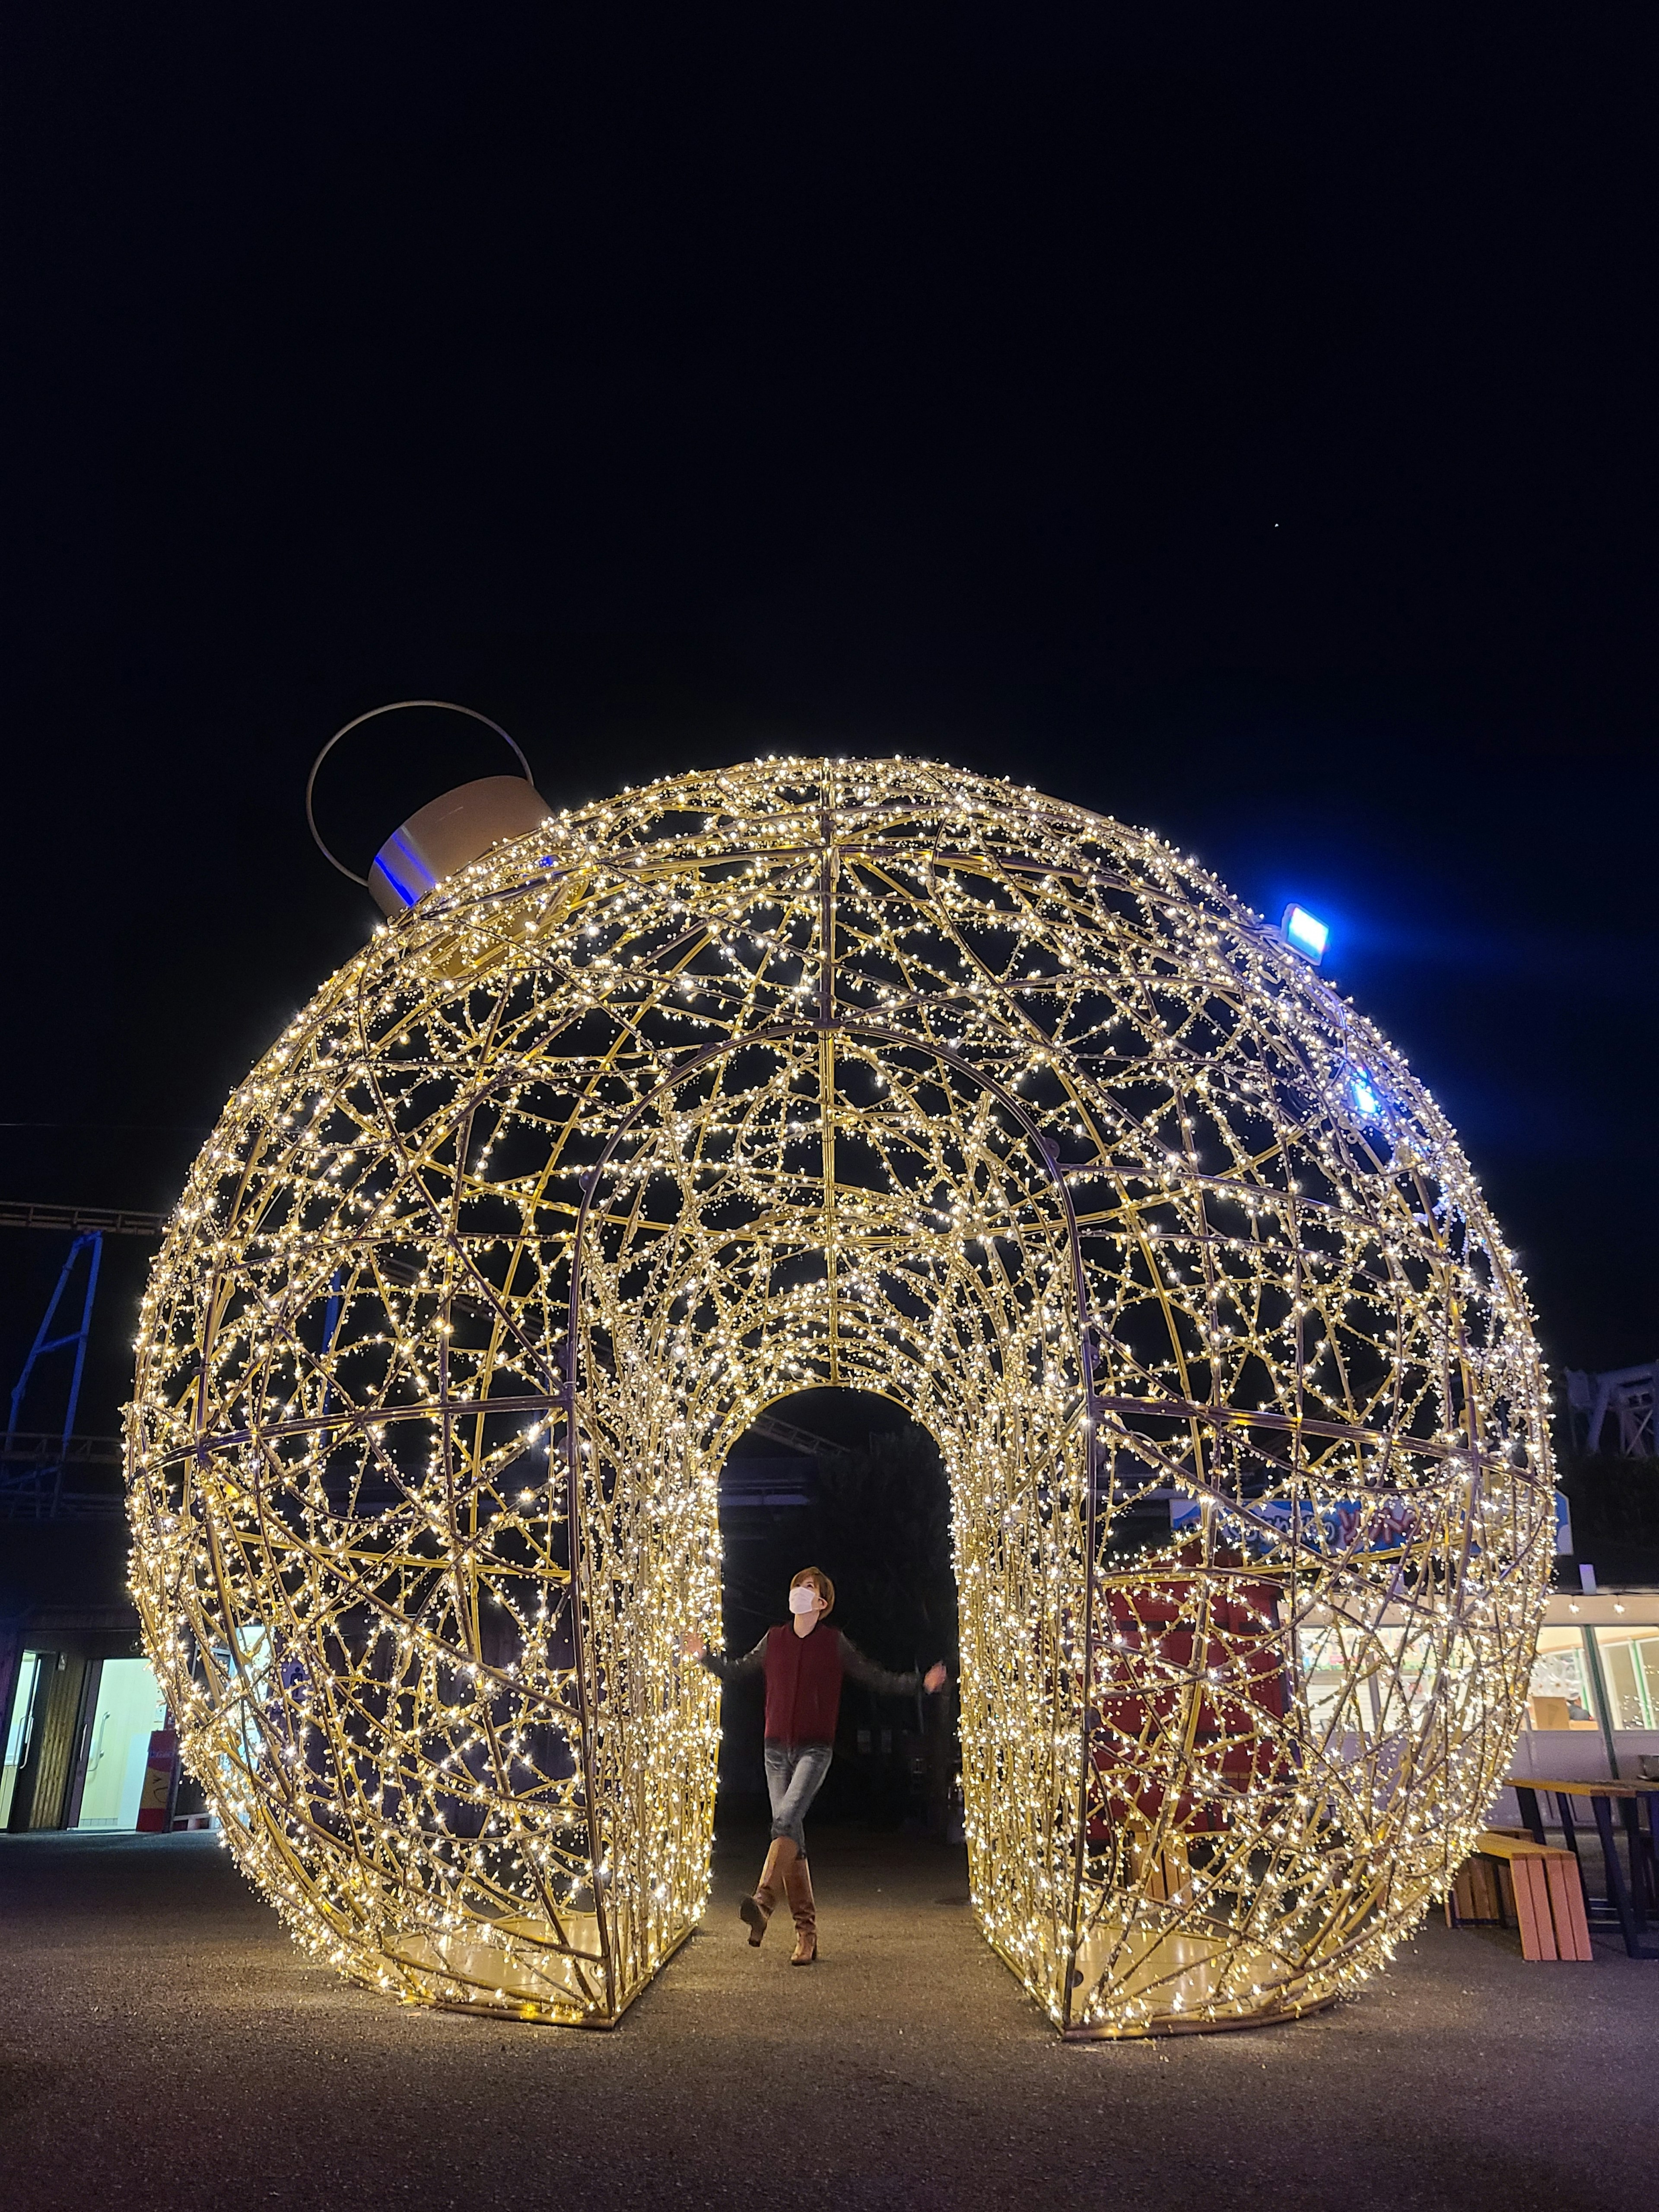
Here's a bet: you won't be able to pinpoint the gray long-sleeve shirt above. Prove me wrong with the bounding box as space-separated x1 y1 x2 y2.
699 1629 922 1700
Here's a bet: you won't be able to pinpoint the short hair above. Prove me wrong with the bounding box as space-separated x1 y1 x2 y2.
790 1565 835 1617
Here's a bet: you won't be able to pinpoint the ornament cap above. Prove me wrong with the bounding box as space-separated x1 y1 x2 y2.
306 698 541 901
369 775 553 915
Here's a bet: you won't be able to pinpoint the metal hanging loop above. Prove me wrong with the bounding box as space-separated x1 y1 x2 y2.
306 700 534 886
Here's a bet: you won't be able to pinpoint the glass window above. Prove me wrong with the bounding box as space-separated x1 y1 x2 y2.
0 1651 44 1826
1297 1618 1443 1748
1525 1627 1598 1730
1370 1625 1440 1732
75 1659 168 1831
1591 1628 1658 1732
1299 1621 1368 1747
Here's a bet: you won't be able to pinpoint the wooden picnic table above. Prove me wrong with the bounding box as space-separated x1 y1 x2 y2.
1506 1774 1659 1959
1513 1776 1651 1794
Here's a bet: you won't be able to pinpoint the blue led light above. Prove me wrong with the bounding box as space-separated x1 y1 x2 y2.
1281 904 1328 963
369 832 430 909
1349 1072 1382 1121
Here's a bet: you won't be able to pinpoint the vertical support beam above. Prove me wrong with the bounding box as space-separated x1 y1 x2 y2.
1580 1625 1621 1780
4 1232 104 1520
55 1233 102 1516
1065 1395 1100 2030
818 779 840 1383
60 1232 103 1450
565 1165 620 2022
8 1233 102 1442
1589 1792 1641 1957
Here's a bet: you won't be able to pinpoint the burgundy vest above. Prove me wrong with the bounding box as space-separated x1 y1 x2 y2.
763 1623 845 1744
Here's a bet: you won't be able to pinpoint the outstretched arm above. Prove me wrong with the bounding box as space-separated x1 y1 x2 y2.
839 1635 933 1699
682 1631 767 1684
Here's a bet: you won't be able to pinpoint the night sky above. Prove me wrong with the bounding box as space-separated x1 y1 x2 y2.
4 8 1654 1440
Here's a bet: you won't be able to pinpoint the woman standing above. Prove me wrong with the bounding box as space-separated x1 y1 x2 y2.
683 1566 949 1964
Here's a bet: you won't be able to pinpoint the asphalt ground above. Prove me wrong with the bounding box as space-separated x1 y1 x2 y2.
1 1823 1653 2212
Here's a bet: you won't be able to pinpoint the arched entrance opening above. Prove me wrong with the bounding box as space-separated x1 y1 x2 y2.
714 1389 957 1839
566 1018 1094 2025
128 757 1554 2040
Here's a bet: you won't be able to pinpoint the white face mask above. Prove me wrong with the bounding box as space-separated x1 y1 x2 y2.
788 1585 821 1615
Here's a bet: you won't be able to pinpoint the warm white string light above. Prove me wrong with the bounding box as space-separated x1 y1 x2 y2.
126 756 1552 2033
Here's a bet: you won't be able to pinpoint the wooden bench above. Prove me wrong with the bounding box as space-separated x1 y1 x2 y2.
1447 1830 1592 1960
1507 1774 1659 1959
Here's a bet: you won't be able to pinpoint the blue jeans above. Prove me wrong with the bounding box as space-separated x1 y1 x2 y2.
764 1740 833 1856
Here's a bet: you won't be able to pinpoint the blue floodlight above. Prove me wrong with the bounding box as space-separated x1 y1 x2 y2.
1281 904 1328 964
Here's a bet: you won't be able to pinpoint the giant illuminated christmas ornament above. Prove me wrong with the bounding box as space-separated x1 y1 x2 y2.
127 749 1554 2034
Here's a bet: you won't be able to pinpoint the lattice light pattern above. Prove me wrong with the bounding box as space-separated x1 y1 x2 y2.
127 757 1553 2034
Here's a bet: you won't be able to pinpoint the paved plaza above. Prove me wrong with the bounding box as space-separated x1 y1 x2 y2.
1 1823 1652 2211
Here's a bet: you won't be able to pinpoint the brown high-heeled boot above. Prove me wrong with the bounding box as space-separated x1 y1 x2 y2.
784 1852 817 1964
740 1837 795 1946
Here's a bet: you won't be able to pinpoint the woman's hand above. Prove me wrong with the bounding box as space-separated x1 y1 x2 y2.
681 1630 706 1660
924 1662 948 1694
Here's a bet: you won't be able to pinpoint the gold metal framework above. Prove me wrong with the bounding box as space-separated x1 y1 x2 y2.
126 757 1553 2034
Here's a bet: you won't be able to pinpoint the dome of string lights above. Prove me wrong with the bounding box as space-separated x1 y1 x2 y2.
126 753 1554 2035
